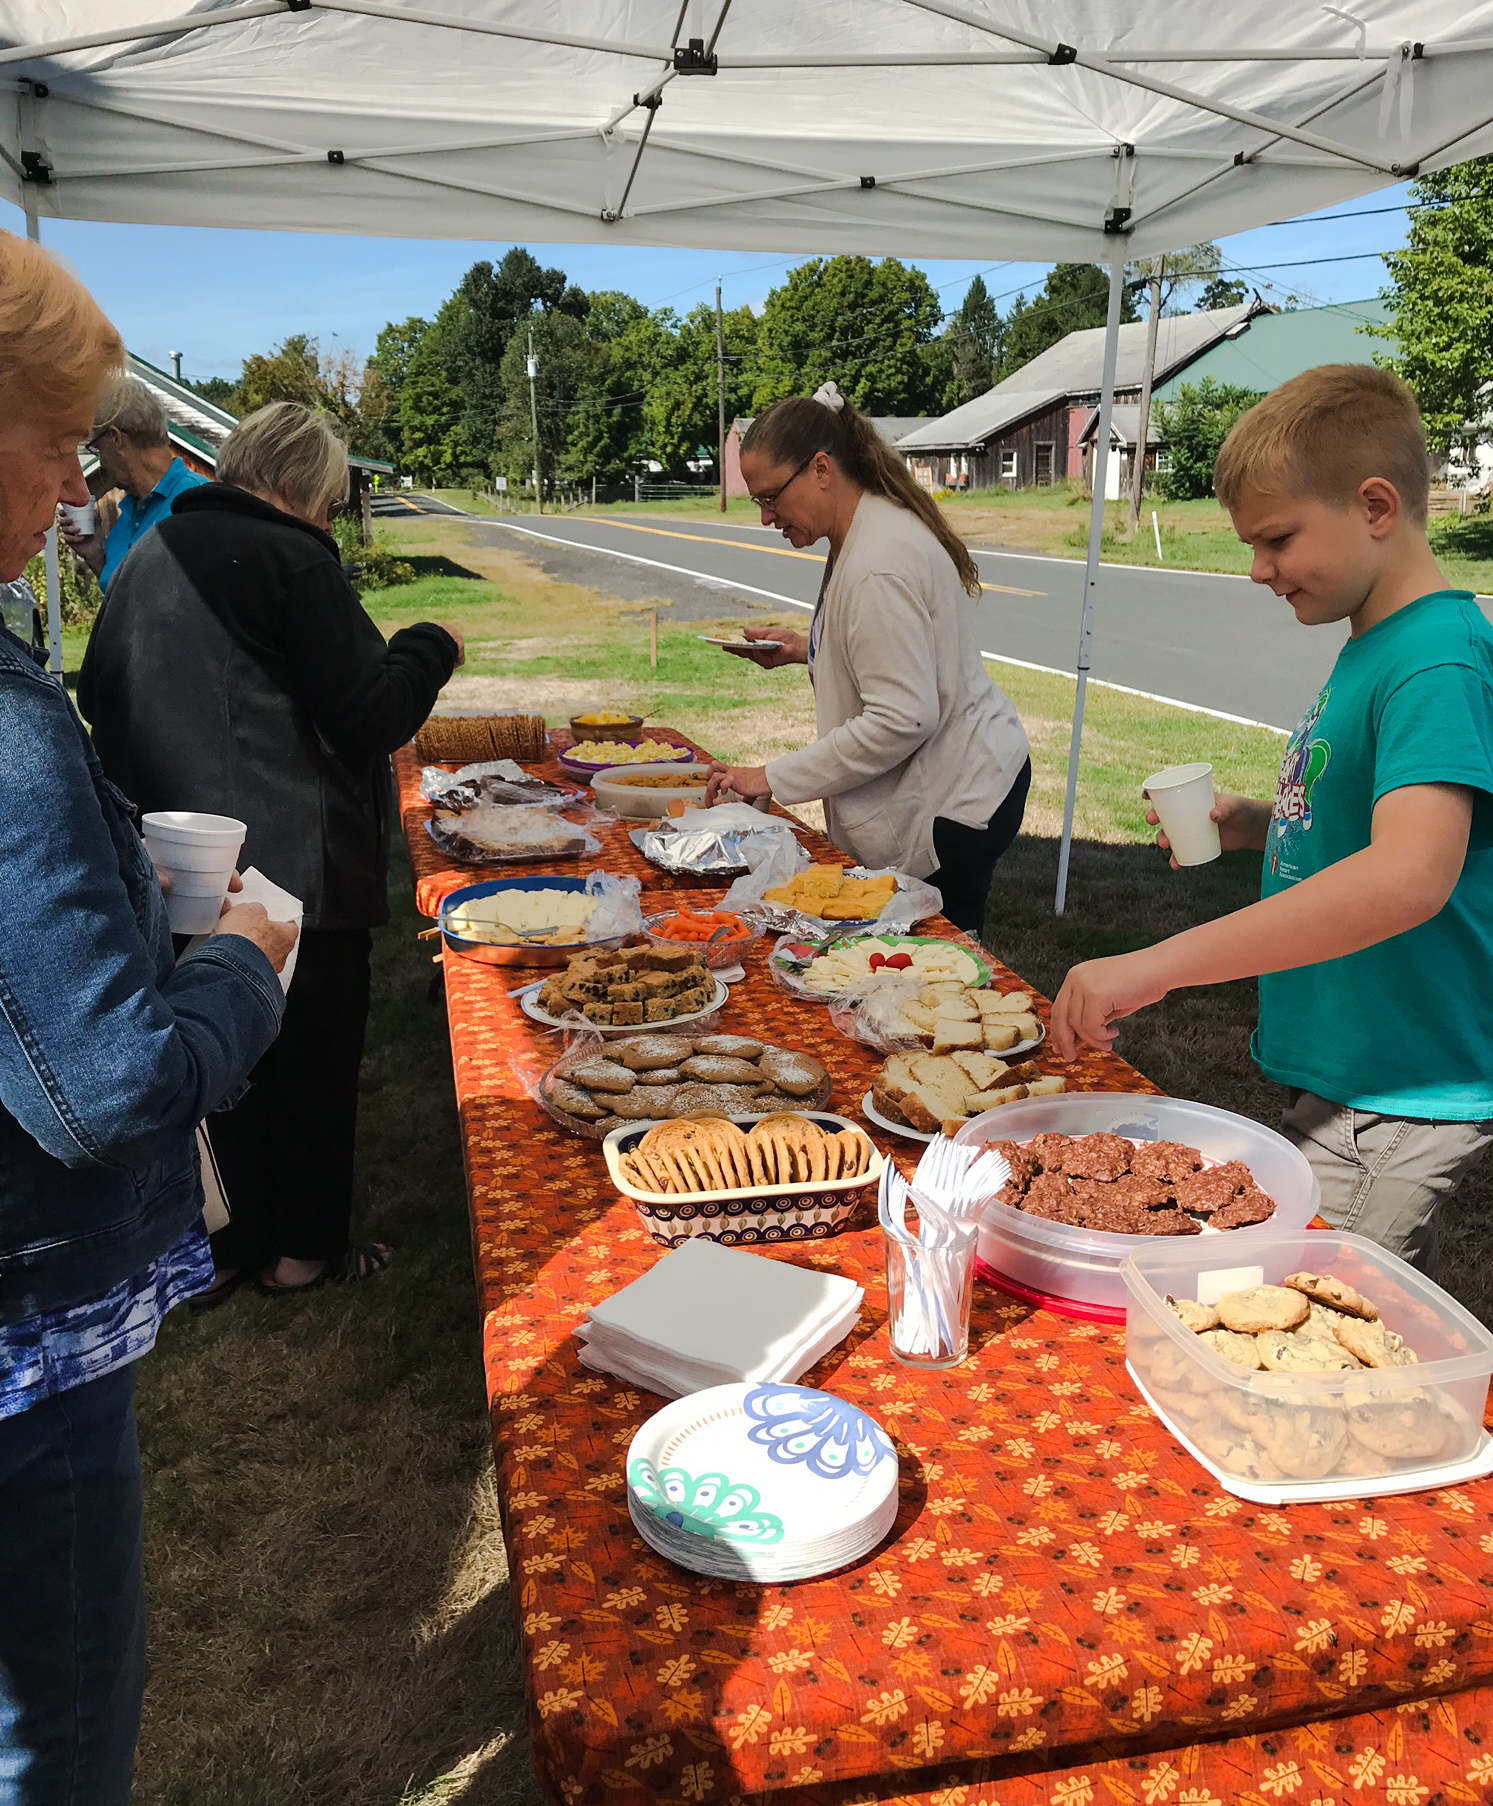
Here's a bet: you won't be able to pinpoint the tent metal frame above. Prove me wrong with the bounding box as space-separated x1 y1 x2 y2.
10 1 1493 903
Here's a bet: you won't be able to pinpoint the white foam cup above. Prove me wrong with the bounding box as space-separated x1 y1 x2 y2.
142 811 246 933
59 500 97 537
1142 763 1221 866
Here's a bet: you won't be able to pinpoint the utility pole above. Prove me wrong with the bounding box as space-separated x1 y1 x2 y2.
1128 256 1163 536
526 327 542 514
715 279 727 514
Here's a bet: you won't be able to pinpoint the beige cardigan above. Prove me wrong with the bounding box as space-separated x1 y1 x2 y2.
765 493 1029 879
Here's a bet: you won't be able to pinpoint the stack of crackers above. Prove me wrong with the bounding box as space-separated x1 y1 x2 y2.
619 1112 874 1195
416 713 547 764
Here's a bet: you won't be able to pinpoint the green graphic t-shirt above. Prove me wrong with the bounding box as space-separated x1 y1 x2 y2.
1254 590 1493 1120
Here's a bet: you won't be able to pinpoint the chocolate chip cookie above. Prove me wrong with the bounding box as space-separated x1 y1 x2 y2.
1216 1285 1310 1334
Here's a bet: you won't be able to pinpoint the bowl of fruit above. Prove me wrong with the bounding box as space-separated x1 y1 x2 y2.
641 906 763 970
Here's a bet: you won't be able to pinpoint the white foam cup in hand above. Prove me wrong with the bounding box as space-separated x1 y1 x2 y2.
59 500 96 537
142 810 246 934
1142 762 1221 867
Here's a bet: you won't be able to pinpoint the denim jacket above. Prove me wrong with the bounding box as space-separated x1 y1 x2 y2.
0 624 284 1327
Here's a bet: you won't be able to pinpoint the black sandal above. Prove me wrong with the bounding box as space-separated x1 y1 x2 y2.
257 1242 392 1295
188 1268 249 1314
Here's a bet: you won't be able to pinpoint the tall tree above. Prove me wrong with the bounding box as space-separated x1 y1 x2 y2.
1197 274 1249 311
1125 242 1232 313
999 264 1139 379
186 375 238 408
752 256 946 414
1374 156 1493 450
442 249 589 468
943 274 1001 406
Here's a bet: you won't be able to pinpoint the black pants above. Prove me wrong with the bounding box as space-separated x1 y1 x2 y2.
928 758 1032 937
207 928 372 1271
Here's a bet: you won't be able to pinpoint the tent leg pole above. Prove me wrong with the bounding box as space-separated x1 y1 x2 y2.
23 204 64 681
1054 258 1125 916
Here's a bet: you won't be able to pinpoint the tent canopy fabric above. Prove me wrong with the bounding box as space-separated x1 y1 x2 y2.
4 3 1493 260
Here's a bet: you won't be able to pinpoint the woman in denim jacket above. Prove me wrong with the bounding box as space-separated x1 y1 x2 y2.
0 234 297 1806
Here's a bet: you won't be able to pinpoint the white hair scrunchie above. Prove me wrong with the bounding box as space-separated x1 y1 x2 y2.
812 380 845 414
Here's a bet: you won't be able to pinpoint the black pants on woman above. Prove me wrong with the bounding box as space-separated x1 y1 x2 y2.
927 758 1032 938
206 927 372 1271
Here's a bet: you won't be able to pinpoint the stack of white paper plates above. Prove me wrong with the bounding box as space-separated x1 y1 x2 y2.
626 1382 899 1582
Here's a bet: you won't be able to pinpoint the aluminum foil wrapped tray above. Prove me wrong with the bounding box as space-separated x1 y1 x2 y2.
631 822 775 876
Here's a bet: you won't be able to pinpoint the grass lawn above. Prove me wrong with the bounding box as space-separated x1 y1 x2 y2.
125 514 1493 1804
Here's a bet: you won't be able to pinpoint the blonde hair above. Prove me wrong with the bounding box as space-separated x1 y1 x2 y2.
0 230 122 422
1214 363 1431 526
743 394 982 596
218 402 348 518
91 374 168 447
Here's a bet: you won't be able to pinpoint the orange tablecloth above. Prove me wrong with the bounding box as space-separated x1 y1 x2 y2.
396 738 1493 1806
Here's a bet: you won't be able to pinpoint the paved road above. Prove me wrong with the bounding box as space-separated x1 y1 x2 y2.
388 499 1350 731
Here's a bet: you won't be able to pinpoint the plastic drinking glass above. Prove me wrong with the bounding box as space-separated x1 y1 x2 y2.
885 1220 978 1369
1142 762 1221 866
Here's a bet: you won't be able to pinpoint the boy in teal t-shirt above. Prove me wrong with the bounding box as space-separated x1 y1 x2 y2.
1052 365 1493 1273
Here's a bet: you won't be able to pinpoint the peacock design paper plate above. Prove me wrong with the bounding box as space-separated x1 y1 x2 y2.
625 1382 898 1582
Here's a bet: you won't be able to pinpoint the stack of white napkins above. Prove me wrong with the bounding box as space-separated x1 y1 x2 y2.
575 1239 863 1398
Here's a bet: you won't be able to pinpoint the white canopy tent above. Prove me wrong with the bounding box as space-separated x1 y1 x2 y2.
6 1 1493 909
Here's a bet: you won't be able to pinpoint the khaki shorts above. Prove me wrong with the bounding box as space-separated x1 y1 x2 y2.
1279 1090 1493 1276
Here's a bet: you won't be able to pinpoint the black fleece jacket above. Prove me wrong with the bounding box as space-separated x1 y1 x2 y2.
79 483 459 930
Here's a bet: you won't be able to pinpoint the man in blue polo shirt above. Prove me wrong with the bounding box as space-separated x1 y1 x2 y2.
59 376 206 590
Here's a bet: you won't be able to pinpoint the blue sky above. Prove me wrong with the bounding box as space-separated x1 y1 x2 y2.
0 188 1412 387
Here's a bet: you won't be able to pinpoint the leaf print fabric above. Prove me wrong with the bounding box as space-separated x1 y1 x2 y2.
396 742 1493 1806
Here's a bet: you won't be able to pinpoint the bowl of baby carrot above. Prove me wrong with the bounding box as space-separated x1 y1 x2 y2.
641 906 763 969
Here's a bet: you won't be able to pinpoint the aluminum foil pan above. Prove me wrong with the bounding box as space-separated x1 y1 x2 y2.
630 823 776 876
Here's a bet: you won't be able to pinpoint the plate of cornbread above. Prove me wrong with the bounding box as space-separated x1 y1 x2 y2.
520 946 728 1034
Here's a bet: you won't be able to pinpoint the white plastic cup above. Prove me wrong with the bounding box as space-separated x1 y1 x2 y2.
1142 762 1221 867
59 500 96 537
142 811 246 934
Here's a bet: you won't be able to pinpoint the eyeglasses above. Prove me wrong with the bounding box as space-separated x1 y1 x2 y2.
750 452 817 513
83 425 118 456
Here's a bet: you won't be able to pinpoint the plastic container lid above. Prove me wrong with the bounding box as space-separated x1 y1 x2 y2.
1124 1229 1493 1499
954 1093 1320 1318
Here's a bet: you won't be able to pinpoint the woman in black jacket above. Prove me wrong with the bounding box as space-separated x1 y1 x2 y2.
81 402 463 1300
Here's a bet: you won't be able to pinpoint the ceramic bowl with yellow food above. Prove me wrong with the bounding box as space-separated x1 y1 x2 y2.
568 711 645 743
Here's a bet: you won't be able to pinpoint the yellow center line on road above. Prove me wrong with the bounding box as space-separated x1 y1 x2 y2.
587 517 823 560
570 516 1045 596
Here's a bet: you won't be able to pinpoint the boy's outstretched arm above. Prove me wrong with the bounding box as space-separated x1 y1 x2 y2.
1051 783 1473 1058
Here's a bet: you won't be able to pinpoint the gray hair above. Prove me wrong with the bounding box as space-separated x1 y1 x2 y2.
92 374 168 448
217 402 349 519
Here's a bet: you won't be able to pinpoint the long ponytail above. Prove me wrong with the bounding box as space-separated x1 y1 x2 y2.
742 388 981 597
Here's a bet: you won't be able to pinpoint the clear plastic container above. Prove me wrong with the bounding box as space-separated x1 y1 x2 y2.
952 1093 1320 1319
1124 1231 1493 1496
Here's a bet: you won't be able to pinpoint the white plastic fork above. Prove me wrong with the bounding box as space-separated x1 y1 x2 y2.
913 1137 1011 1221
879 1163 961 1356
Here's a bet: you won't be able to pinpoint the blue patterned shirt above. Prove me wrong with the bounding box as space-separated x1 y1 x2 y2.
0 1222 213 1420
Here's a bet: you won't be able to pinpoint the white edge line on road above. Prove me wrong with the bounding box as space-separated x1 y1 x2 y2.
979 649 1289 735
488 518 814 611
486 517 1289 733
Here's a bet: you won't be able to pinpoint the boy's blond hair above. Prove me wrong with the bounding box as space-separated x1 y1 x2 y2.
1213 363 1430 526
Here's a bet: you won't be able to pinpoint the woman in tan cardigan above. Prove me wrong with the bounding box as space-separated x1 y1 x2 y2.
705 384 1030 936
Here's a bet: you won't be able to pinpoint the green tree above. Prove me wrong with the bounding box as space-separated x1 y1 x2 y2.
1153 378 1259 500
185 376 237 408
493 308 594 495
943 273 1001 406
999 264 1139 379
1374 157 1493 450
641 301 759 476
1197 274 1249 311
752 256 946 414
233 333 322 413
1125 242 1231 313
